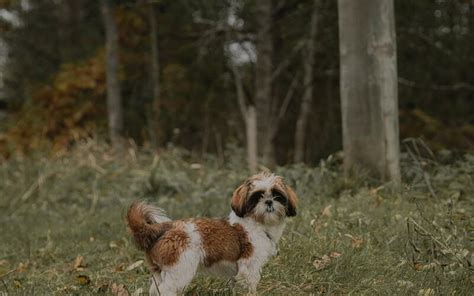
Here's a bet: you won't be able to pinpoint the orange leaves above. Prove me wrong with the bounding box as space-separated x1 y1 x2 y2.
0 0 10 9
3 50 107 156
313 252 342 271
73 255 87 272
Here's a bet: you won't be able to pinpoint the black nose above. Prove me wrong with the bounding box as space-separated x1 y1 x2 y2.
265 200 273 206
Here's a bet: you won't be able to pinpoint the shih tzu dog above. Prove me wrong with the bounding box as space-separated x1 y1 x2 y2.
127 172 297 296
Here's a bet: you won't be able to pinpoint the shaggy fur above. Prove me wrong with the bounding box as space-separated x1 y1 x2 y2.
126 172 297 296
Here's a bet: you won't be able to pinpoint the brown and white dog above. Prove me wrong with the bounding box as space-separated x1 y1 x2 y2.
127 172 297 296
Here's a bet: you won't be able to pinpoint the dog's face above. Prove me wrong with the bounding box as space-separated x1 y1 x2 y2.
231 172 297 224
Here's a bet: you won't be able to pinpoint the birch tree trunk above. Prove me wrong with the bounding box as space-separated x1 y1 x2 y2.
338 0 401 185
101 0 124 150
255 0 275 168
148 3 160 148
246 106 258 173
294 0 319 163
230 61 258 173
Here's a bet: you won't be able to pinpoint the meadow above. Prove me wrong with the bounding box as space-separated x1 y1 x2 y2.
0 141 472 295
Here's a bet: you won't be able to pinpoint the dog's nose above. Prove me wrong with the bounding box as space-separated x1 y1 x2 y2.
265 200 273 206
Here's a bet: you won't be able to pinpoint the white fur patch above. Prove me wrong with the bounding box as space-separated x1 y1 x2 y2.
229 211 286 292
252 174 278 191
145 204 172 223
150 223 203 296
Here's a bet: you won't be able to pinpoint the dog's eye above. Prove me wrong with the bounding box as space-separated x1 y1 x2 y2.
249 191 264 201
272 190 286 203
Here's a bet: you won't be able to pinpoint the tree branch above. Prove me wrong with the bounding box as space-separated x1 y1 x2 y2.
271 39 305 82
269 71 301 137
230 62 249 120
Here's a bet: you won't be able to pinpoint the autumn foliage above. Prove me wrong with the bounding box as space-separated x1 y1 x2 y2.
3 51 107 156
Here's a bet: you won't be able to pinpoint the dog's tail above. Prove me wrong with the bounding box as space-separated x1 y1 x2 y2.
126 201 172 251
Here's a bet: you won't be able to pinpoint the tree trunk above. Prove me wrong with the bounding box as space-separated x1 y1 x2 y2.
294 0 319 163
338 0 401 185
255 0 275 168
101 0 124 150
246 105 258 173
148 3 160 149
230 61 258 173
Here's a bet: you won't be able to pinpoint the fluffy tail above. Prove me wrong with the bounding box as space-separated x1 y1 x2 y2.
126 201 172 251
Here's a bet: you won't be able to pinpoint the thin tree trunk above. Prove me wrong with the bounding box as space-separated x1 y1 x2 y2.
255 0 275 168
101 0 123 150
294 0 319 163
338 0 401 185
230 61 258 173
246 105 258 173
148 3 160 148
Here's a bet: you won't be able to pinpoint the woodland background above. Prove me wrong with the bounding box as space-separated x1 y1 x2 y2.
0 0 473 163
0 1 473 295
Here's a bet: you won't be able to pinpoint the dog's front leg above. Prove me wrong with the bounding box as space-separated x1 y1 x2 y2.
235 260 262 294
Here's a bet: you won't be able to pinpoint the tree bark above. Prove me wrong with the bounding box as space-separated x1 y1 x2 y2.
338 0 401 185
101 0 124 150
255 0 275 168
246 105 258 173
294 0 319 163
148 3 160 149
231 61 258 173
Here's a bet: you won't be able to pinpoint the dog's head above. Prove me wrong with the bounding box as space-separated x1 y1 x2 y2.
231 172 297 224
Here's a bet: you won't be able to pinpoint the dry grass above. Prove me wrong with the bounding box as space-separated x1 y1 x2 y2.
0 141 473 295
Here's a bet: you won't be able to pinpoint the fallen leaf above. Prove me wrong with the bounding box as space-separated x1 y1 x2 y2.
321 205 332 217
344 234 364 248
13 279 22 288
110 282 130 296
397 280 414 289
126 260 144 271
16 262 28 273
418 288 435 296
421 262 438 271
76 274 91 286
414 262 424 271
313 255 331 271
73 255 87 271
115 263 125 272
313 252 341 271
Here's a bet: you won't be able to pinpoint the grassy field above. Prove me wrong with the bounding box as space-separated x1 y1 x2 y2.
0 142 473 295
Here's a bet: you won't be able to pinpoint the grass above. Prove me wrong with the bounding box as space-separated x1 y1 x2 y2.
0 141 473 295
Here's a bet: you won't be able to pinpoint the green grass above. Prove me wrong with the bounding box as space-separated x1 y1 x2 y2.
0 141 473 295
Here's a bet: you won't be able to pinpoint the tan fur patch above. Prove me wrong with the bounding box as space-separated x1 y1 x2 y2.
231 181 250 217
195 219 253 266
147 222 189 268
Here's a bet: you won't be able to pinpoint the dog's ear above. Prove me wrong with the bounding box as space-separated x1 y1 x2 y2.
284 185 298 217
231 181 250 217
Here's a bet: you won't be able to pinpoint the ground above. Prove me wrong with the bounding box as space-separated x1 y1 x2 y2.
0 142 472 295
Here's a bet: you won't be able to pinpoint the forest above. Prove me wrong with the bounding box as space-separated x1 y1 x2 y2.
0 0 473 295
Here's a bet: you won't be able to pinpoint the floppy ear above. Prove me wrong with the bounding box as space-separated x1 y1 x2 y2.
284 185 298 217
231 182 249 217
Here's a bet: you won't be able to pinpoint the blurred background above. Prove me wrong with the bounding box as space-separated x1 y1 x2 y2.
0 1 473 294
0 0 472 164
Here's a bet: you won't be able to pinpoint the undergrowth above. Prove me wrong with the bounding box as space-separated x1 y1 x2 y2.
0 140 472 295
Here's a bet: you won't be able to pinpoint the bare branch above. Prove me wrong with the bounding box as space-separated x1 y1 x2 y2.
271 40 305 82
269 71 301 137
230 62 248 120
398 77 474 91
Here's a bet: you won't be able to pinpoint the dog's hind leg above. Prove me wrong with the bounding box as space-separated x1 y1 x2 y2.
154 249 201 296
149 272 162 296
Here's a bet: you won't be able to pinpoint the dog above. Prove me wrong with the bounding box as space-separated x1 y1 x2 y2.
127 172 297 295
